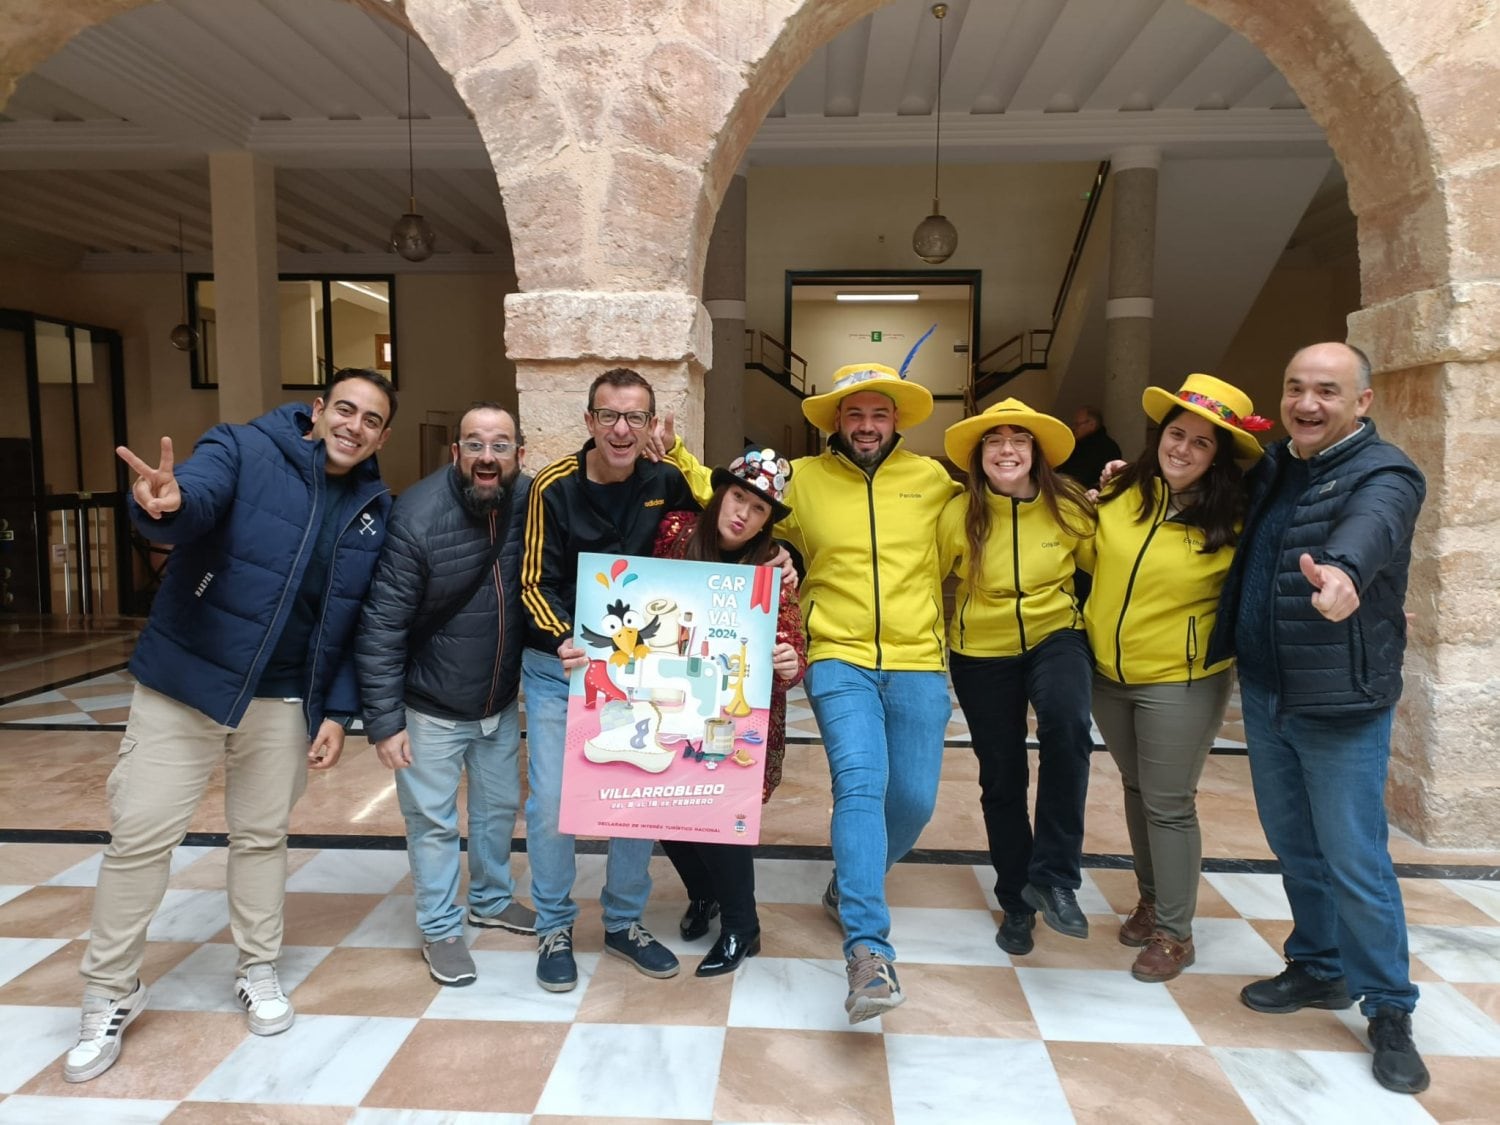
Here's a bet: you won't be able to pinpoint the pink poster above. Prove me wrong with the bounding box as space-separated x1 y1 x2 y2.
558 552 781 844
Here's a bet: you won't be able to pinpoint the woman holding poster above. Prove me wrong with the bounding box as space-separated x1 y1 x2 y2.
653 448 807 977
938 400 1098 959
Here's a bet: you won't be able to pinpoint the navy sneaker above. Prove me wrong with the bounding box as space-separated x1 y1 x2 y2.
536 927 577 993
603 922 680 979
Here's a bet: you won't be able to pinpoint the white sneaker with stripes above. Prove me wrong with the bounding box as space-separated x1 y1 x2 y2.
235 962 295 1035
64 979 149 1083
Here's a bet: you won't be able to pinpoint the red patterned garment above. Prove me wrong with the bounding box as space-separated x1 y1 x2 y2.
652 509 807 802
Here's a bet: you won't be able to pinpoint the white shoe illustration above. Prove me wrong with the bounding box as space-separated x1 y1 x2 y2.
584 701 674 774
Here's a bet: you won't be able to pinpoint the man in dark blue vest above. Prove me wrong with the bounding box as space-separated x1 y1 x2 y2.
1209 341 1429 1094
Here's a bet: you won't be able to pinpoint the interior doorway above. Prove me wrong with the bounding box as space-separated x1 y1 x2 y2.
0 310 133 617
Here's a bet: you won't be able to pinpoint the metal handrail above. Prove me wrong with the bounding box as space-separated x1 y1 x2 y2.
744 328 808 393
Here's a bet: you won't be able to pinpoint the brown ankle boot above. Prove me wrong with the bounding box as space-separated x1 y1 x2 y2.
1118 899 1156 947
1131 932 1195 982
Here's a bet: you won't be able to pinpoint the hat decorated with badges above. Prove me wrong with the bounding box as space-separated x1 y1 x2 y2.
711 446 794 522
801 363 935 433
1142 373 1270 461
943 398 1075 468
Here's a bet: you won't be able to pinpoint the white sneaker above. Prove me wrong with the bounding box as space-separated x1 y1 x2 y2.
63 980 149 1083
234 963 295 1036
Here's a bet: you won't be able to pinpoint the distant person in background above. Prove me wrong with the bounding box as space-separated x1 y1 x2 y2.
1057 405 1123 488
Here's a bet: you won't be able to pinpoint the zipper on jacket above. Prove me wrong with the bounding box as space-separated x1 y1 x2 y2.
865 473 884 669
1010 498 1027 653
1112 489 1167 684
1185 615 1198 687
485 509 505 715
305 487 389 728
957 593 969 649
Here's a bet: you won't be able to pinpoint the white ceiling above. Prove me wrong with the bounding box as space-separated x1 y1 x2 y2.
0 0 1333 271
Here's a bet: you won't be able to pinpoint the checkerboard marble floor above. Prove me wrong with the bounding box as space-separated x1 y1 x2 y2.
3 846 1500 1123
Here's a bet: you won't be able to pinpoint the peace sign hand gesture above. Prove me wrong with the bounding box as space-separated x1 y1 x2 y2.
117 437 181 519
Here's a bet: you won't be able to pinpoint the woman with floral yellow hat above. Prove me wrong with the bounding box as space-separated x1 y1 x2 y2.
938 398 1098 956
1084 372 1269 982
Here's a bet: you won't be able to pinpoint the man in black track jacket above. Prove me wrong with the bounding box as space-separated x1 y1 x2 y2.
357 402 536 988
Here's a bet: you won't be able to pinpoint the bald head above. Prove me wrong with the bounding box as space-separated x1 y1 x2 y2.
1281 342 1374 458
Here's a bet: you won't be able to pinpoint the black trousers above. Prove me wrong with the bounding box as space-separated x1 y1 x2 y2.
661 839 758 933
950 628 1094 915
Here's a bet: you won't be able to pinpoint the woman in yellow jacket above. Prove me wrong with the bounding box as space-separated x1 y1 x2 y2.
939 399 1097 956
1085 373 1267 982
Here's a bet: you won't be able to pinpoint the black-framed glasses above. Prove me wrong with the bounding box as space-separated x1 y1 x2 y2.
458 440 517 457
589 408 652 430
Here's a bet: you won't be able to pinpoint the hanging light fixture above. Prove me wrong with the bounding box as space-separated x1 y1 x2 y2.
169 214 199 351
912 3 958 264
391 33 436 262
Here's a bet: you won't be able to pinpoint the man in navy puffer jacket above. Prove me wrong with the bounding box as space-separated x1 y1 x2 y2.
357 403 537 989
64 369 395 1085
1208 342 1429 1096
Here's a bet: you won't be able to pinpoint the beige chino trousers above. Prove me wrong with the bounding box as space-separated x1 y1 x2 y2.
81 684 309 998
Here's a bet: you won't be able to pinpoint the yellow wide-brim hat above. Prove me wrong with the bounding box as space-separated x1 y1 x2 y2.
1141 373 1269 461
802 363 935 433
944 398 1075 468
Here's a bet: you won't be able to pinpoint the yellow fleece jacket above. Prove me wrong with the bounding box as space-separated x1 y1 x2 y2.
1084 479 1236 685
938 489 1096 658
668 437 960 671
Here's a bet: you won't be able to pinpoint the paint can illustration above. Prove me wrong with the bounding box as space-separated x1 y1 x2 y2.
702 718 735 760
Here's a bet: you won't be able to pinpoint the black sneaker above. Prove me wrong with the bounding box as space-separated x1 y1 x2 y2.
603 922 680 979
1240 961 1354 1014
822 875 842 928
1368 1007 1430 1094
1021 883 1088 939
995 911 1036 955
679 898 719 941
536 927 578 993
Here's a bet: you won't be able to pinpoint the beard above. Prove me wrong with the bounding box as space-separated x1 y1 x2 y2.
839 432 898 472
458 462 516 516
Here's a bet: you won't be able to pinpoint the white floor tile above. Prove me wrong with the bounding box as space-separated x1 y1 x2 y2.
1445 879 1500 924
0 1005 78 1092
886 1034 1073 1124
1213 1046 1437 1124
0 1096 177 1124
1180 916 1286 976
351 1112 529 1125
150 943 330 1013
1331 982 1500 1057
342 894 421 948
143 888 231 942
0 936 68 987
1406 925 1500 982
752 857 836 904
286 850 411 894
888 906 1011 966
422 949 599 1022
0 885 28 908
1204 872 1294 919
534 1023 725 1118
1016 967 1202 1045
726 955 882 1033
189 1012 416 1104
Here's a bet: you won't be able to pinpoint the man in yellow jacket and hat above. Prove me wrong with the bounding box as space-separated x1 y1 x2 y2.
657 361 959 1023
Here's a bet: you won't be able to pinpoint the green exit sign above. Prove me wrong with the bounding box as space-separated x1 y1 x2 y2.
871 330 882 342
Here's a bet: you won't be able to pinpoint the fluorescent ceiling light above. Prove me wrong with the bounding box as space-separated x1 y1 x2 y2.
836 292 919 302
337 281 390 304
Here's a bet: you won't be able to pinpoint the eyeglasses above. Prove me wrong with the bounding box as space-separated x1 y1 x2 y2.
981 433 1034 451
589 408 652 430
458 440 517 457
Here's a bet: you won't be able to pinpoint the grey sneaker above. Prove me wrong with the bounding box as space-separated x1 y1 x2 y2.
63 980 149 1083
423 935 478 987
845 944 904 1024
234 963 295 1035
467 901 538 935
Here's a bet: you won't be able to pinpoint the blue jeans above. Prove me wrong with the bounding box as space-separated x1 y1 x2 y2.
521 646 653 935
1240 678 1418 1016
395 702 524 940
805 660 952 960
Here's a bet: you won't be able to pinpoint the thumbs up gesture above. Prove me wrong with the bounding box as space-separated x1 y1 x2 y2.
1299 552 1359 622
116 437 181 519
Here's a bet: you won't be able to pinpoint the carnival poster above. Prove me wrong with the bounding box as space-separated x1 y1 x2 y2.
557 551 782 844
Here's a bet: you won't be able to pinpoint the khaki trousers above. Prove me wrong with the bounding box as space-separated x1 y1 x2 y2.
81 684 309 997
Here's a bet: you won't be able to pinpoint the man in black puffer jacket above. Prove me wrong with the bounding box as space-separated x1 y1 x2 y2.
357 402 536 988
1208 342 1429 1096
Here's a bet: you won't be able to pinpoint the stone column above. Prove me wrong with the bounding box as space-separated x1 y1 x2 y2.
504 291 711 468
1103 146 1160 459
702 172 747 467
209 151 280 423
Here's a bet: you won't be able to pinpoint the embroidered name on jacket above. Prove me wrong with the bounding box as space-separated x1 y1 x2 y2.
899 492 924 500
194 572 215 597
643 498 664 507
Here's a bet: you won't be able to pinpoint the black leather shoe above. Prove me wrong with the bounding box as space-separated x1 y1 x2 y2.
995 911 1036 955
1021 883 1088 939
1368 1007 1430 1094
1240 961 1354 1014
695 929 761 977
679 898 719 941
